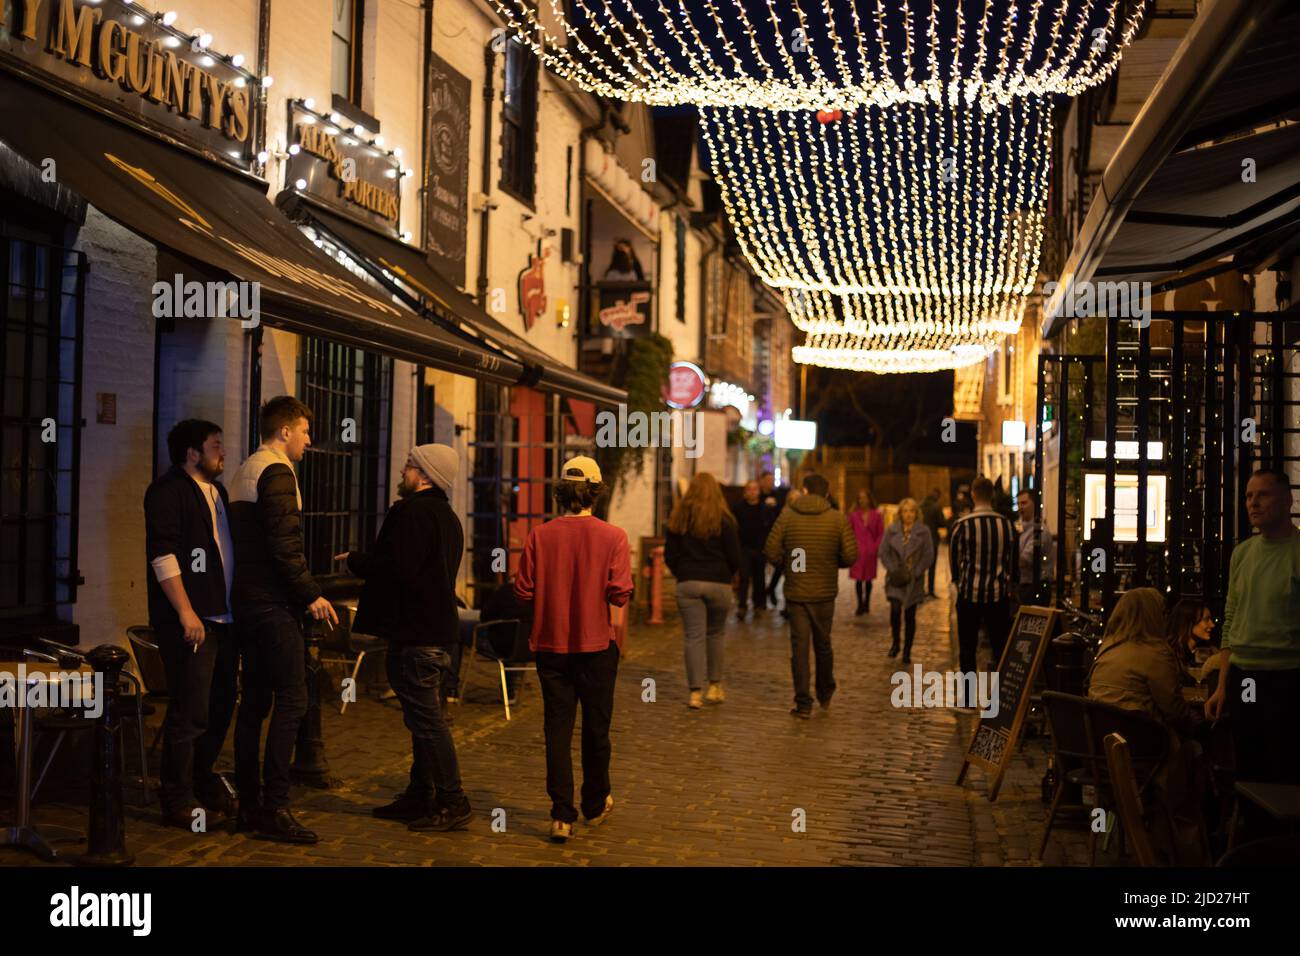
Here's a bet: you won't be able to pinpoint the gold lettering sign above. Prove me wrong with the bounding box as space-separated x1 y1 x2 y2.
18 0 251 145
294 120 400 224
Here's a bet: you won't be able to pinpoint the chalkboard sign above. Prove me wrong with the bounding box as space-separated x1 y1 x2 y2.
956 606 1059 800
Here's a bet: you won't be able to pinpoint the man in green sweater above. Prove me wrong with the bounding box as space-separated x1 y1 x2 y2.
1206 468 1300 784
765 473 858 718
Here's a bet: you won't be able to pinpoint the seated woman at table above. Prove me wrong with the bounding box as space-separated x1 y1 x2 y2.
1087 588 1207 863
1165 598 1225 691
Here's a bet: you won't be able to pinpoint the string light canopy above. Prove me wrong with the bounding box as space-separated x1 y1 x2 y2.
698 96 1052 303
793 327 1002 373
489 0 1144 111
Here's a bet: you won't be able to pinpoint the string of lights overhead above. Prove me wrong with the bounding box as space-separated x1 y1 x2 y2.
793 329 1002 374
489 0 1143 112
698 97 1052 300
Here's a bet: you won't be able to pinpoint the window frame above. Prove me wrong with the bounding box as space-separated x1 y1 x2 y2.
498 34 540 207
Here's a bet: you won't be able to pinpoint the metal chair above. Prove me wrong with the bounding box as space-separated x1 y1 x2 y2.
459 619 529 720
1039 691 1169 864
1103 733 1162 866
125 626 169 759
318 602 387 715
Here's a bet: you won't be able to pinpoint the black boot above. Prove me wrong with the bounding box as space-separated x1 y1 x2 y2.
373 790 434 822
902 637 914 665
255 807 319 845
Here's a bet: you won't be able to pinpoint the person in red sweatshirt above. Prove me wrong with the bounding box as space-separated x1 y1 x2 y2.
514 456 633 843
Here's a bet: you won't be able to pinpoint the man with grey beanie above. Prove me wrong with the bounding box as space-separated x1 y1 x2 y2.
335 443 470 831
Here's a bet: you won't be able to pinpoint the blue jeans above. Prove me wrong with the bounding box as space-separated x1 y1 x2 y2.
234 604 307 810
386 644 464 805
675 579 732 689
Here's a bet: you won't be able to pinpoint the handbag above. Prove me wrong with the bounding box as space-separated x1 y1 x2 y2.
886 555 914 589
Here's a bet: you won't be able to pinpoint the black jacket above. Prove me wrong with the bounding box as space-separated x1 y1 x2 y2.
348 486 464 647
228 447 321 612
665 516 741 584
144 466 231 631
733 499 769 551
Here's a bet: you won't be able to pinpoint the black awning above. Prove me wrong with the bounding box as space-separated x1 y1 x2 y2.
278 193 628 408
0 73 523 385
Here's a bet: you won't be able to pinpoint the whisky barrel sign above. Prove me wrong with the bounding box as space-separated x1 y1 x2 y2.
0 0 259 169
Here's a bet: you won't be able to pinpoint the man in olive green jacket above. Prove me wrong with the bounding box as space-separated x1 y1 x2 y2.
764 473 859 717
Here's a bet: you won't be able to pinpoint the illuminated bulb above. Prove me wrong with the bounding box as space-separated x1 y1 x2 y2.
288 144 301 155
257 150 269 164
373 135 384 146
196 32 212 48
303 97 315 110
231 53 245 68
161 11 177 26
354 125 366 136
329 112 342 124
393 147 402 157
295 178 307 190
261 75 274 88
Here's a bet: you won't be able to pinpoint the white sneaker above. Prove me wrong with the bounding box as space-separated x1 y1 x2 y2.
688 690 704 709
705 682 725 703
550 819 572 842
585 794 615 827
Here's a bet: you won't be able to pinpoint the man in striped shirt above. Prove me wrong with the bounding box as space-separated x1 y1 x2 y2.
949 477 1017 675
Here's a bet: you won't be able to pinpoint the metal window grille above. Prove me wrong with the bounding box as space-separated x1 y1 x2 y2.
297 336 392 576
467 382 594 606
0 236 84 620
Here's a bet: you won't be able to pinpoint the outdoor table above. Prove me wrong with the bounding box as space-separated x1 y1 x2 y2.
2 664 94 861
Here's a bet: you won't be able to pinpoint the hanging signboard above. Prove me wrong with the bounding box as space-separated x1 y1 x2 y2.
285 100 402 237
0 0 259 170
663 361 706 409
956 606 1059 801
424 49 470 285
591 280 652 338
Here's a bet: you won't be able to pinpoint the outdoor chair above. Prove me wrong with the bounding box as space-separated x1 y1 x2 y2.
459 619 530 720
1039 691 1169 864
1103 733 1161 866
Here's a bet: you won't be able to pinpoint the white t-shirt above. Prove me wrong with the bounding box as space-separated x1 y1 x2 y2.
149 476 235 624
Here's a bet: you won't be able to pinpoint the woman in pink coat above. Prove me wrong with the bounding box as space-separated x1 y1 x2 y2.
849 489 884 615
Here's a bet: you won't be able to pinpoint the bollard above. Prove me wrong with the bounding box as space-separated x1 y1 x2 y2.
290 624 333 788
647 545 665 624
81 644 134 867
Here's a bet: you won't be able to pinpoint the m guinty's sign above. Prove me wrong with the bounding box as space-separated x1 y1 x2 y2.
1 0 255 164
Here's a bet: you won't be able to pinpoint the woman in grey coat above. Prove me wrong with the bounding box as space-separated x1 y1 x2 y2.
878 497 935 663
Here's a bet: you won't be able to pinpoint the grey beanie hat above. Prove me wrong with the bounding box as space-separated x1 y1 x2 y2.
410 443 458 495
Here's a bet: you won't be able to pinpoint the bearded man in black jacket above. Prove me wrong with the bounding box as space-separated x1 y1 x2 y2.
336 443 471 832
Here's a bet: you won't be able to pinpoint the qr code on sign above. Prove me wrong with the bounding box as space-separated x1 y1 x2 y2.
970 728 1007 765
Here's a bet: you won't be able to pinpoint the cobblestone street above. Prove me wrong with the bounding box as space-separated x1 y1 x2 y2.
7 560 1092 867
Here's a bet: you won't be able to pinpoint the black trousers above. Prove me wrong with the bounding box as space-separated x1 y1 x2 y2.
156 620 239 809
234 604 308 810
535 642 620 823
956 597 1011 675
1229 666 1300 785
787 600 836 710
888 599 917 649
386 643 464 805
737 548 768 610
926 530 939 593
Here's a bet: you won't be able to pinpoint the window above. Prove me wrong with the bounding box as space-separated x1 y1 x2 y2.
675 216 687 322
331 0 363 105
499 35 539 203
0 235 84 622
297 337 392 576
414 368 436 445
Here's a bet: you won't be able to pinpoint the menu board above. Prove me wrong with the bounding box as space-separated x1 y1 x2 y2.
956 606 1059 801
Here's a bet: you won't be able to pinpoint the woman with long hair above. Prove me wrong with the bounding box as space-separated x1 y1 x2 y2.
1087 588 1206 863
879 497 934 663
665 472 741 709
848 488 884 616
1165 598 1221 686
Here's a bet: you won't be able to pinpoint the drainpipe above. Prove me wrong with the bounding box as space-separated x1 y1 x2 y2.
475 42 495 306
